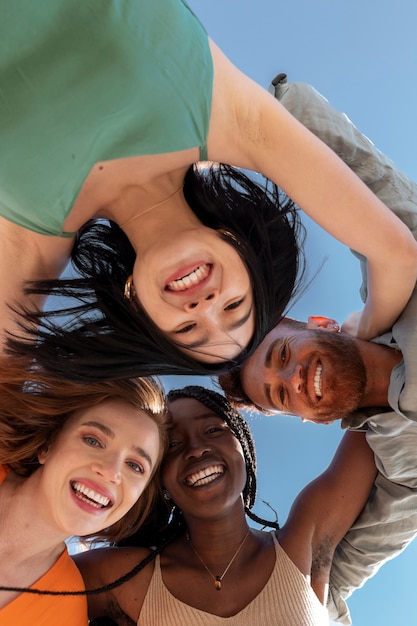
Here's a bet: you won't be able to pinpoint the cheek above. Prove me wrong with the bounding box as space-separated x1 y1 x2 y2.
122 478 150 510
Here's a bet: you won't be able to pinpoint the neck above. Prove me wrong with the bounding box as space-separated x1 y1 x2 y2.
184 509 250 560
116 184 202 254
120 183 184 227
0 471 66 563
358 339 402 408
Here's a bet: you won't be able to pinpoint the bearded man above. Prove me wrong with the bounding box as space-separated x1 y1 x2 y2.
220 75 417 624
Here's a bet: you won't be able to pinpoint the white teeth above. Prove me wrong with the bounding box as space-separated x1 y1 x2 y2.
314 363 323 398
72 481 110 509
185 465 224 487
167 264 210 291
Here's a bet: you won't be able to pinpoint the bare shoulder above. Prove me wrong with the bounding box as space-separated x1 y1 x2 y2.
0 216 73 276
74 546 156 621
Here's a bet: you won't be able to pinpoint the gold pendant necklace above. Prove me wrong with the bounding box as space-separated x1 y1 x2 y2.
186 529 250 591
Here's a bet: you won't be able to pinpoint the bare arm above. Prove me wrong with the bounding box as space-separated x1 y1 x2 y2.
278 431 376 604
207 42 417 340
0 218 73 352
74 546 154 622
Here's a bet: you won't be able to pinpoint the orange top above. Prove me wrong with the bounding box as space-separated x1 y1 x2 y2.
0 465 88 625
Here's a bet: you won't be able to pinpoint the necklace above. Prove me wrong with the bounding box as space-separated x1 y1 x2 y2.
120 183 183 227
186 529 250 591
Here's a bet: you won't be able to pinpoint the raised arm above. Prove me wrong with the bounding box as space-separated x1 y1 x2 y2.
278 431 376 604
268 74 417 339
207 45 417 340
328 408 417 623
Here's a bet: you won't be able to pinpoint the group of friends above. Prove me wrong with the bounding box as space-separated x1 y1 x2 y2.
1 1 417 624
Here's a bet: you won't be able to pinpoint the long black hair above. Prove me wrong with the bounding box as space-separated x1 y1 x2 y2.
7 164 305 381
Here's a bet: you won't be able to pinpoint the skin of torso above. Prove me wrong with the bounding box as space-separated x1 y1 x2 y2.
75 529 278 622
2 37 416 349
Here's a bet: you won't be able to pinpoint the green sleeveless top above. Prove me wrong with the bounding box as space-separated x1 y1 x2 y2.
0 0 213 237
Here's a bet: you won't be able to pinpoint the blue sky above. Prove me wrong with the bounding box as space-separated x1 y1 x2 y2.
163 1 417 624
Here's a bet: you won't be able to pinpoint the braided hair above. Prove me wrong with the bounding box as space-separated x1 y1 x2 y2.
0 387 278 599
168 385 257 510
121 385 279 550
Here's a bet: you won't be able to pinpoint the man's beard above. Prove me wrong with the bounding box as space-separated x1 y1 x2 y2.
304 330 367 423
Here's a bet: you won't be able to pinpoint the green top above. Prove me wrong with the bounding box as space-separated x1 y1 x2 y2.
0 0 213 237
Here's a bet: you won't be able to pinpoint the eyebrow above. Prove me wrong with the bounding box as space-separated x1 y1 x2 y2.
264 384 280 411
168 412 224 429
82 420 154 469
265 338 280 369
178 305 253 350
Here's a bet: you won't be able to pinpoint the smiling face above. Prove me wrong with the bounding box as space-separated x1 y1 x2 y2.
132 228 255 363
162 397 247 518
240 322 367 423
37 399 161 537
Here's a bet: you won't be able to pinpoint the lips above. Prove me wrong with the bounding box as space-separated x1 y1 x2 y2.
71 481 112 509
165 264 211 292
184 464 224 487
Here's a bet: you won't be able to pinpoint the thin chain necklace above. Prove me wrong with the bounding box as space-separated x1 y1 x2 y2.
120 183 183 227
186 529 250 591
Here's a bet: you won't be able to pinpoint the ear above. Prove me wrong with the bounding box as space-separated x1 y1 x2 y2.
38 447 50 465
307 316 340 333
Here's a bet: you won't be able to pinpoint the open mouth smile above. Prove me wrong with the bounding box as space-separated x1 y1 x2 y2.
184 464 224 487
313 362 323 399
71 481 112 509
166 264 211 292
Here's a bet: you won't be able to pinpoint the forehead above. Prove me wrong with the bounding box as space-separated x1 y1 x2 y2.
267 321 308 341
167 397 222 425
62 400 160 445
65 399 137 425
249 322 310 361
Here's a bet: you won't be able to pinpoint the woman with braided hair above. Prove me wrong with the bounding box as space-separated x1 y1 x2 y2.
0 357 167 625
76 386 376 625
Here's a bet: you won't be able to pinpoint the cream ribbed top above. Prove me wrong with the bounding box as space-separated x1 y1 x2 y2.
138 532 329 626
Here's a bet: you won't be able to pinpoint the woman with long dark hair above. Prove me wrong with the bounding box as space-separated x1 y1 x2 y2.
2 1 416 381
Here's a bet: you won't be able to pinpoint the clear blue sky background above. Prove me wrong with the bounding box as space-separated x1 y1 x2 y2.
163 2 417 624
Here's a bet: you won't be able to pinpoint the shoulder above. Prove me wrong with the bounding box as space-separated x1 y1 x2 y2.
207 40 300 173
74 546 156 621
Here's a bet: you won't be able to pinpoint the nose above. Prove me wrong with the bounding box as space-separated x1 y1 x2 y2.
183 289 219 313
184 435 211 460
91 453 122 484
278 363 304 394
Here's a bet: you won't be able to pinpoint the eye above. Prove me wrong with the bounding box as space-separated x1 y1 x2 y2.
83 435 102 448
224 298 244 311
280 343 287 363
168 439 181 449
126 460 145 474
205 421 229 435
174 323 196 335
279 386 286 407
206 426 222 434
